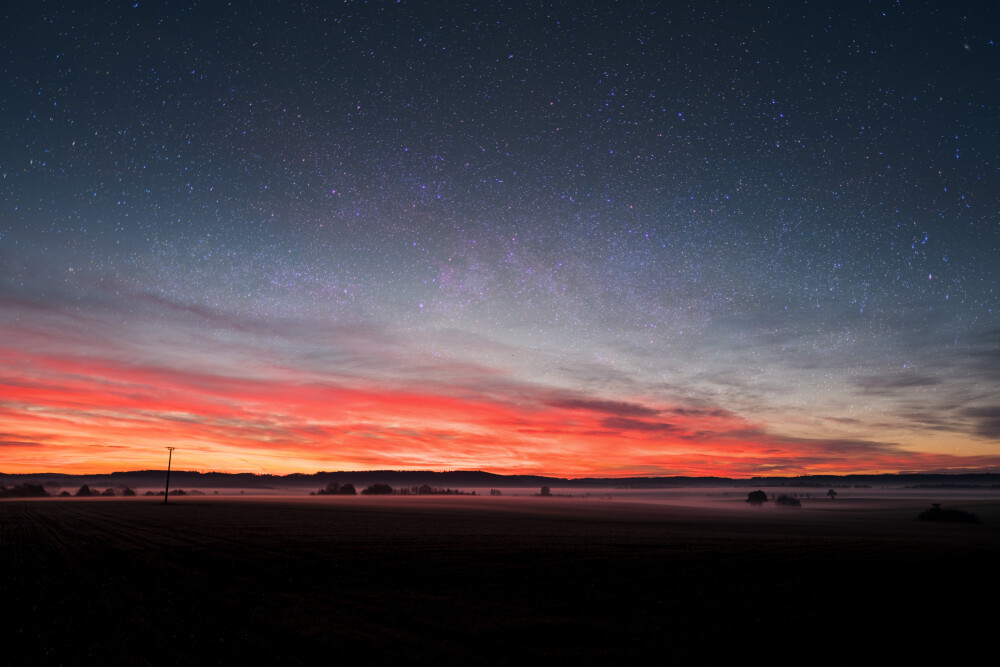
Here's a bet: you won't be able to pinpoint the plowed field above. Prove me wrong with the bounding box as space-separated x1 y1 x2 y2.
3 496 998 665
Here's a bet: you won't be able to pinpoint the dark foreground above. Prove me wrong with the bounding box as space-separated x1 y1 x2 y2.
4 496 999 665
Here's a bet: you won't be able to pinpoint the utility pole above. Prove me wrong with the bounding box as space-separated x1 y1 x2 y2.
164 447 175 504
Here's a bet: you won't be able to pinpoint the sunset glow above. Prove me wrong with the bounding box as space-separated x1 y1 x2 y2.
2 299 997 476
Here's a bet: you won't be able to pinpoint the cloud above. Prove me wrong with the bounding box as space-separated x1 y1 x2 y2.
854 373 941 394
665 406 733 418
0 436 44 448
962 406 1000 440
601 417 677 433
824 416 862 424
546 398 660 417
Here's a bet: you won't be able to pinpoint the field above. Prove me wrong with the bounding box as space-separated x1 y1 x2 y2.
4 494 999 665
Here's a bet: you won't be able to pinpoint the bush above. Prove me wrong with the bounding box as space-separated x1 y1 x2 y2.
917 504 979 524
775 494 801 507
745 490 768 505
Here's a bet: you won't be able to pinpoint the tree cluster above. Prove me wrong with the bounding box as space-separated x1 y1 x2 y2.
312 482 357 495
360 483 393 495
74 485 137 497
0 483 49 498
395 485 474 495
0 484 142 498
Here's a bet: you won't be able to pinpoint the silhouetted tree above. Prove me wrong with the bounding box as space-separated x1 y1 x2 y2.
490 489 502 496
361 483 393 495
121 486 136 496
101 488 115 497
775 494 801 507
314 481 357 495
827 488 837 500
745 490 768 505
75 484 96 497
0 483 49 498
539 486 552 497
58 490 71 497
418 484 434 495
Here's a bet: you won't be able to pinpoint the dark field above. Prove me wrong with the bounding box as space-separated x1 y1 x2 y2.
4 496 999 665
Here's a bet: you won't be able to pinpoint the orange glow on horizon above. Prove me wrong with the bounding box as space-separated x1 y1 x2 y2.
3 340 998 478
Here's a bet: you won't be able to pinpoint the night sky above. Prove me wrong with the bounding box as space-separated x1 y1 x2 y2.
2 1 999 476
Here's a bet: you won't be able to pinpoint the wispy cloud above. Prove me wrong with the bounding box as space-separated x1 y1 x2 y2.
854 373 942 394
962 406 1000 440
546 398 661 417
3 268 1000 476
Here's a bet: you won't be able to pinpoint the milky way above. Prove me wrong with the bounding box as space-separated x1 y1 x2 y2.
2 2 998 475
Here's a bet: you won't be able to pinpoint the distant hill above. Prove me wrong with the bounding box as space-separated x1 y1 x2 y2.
1 469 999 494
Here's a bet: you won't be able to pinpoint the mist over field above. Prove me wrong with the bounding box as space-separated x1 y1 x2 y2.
5 491 998 664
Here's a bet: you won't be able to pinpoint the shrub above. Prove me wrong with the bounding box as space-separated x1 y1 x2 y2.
775 494 801 507
745 490 768 505
917 504 979 524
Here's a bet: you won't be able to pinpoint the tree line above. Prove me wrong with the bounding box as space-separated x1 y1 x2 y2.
0 483 143 498
312 482 476 496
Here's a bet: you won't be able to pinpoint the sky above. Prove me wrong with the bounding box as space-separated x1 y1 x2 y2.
2 1 999 477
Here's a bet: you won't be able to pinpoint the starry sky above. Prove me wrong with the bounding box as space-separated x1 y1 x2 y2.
2 1 999 477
